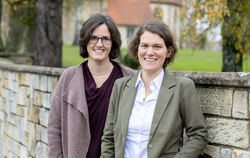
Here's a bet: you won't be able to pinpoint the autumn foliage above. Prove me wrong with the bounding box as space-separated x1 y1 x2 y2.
180 0 249 71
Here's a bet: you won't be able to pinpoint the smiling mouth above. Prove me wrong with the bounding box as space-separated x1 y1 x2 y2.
144 58 156 62
94 49 104 54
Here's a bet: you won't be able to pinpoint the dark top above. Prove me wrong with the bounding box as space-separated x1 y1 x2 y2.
82 61 123 158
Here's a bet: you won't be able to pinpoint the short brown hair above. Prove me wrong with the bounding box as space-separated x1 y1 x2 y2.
79 13 121 59
129 19 177 67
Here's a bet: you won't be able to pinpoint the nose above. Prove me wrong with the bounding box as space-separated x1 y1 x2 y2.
96 39 103 46
146 47 154 55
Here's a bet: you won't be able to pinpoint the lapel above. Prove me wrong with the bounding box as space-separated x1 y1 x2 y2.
62 64 89 121
148 70 176 142
120 72 139 137
60 62 135 126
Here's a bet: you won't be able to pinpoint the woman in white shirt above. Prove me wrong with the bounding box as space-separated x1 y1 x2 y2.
101 19 208 158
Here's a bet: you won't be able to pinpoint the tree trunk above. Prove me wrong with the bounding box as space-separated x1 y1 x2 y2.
222 17 243 72
23 23 36 54
33 0 62 67
0 0 4 52
72 0 82 46
5 15 25 54
222 0 243 72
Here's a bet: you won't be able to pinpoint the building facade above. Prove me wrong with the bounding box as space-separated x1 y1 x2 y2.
62 0 182 48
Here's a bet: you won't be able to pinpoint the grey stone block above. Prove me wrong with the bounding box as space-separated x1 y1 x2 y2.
41 126 48 144
206 118 249 149
17 116 24 144
35 142 48 158
197 88 233 116
42 93 51 109
39 108 49 127
0 140 5 157
40 75 48 92
31 74 40 90
221 148 231 158
233 90 249 119
20 145 28 158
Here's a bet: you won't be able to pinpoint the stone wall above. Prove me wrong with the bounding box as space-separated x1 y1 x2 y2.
173 71 250 158
0 62 63 158
0 62 249 158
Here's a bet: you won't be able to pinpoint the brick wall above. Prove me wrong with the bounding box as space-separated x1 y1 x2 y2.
0 62 249 158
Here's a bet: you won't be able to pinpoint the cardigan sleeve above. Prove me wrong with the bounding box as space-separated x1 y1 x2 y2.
47 73 65 158
174 79 208 158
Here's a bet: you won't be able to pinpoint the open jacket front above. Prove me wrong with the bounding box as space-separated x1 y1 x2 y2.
48 62 135 158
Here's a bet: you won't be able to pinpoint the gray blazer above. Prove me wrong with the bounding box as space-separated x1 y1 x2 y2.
48 62 135 158
101 70 208 158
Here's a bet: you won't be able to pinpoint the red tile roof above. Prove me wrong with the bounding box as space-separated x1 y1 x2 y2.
150 0 182 6
106 0 154 26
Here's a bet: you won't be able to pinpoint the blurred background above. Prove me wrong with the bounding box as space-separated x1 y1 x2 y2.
0 0 249 72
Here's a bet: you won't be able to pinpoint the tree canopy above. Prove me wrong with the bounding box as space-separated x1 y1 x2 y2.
181 0 249 71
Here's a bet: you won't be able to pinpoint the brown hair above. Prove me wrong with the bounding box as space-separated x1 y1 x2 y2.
79 13 121 59
129 19 177 67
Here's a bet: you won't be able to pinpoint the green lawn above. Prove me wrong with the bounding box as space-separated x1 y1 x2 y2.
62 45 85 66
168 49 223 72
63 45 250 72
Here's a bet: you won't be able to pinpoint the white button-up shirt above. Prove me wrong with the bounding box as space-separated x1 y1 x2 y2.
124 69 164 158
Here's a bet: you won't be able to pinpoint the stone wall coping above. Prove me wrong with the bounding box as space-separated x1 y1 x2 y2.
173 71 250 87
0 61 249 87
0 61 64 76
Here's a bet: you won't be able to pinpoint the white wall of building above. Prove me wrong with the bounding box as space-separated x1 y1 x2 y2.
150 3 181 48
118 26 128 48
62 0 107 45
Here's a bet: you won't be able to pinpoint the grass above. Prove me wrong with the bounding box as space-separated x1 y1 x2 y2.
62 44 85 66
167 49 223 72
63 45 250 72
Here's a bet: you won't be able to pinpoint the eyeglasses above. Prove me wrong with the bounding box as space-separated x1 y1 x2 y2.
89 36 111 45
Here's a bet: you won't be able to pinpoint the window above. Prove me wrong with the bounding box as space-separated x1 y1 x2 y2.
127 27 135 39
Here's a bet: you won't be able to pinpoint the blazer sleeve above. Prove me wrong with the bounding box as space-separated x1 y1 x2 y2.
47 73 65 158
101 81 119 158
175 79 208 158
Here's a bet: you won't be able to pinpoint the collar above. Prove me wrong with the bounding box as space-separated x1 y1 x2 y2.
135 69 165 91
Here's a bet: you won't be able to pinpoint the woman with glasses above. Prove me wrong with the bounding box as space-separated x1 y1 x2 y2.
48 13 135 158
